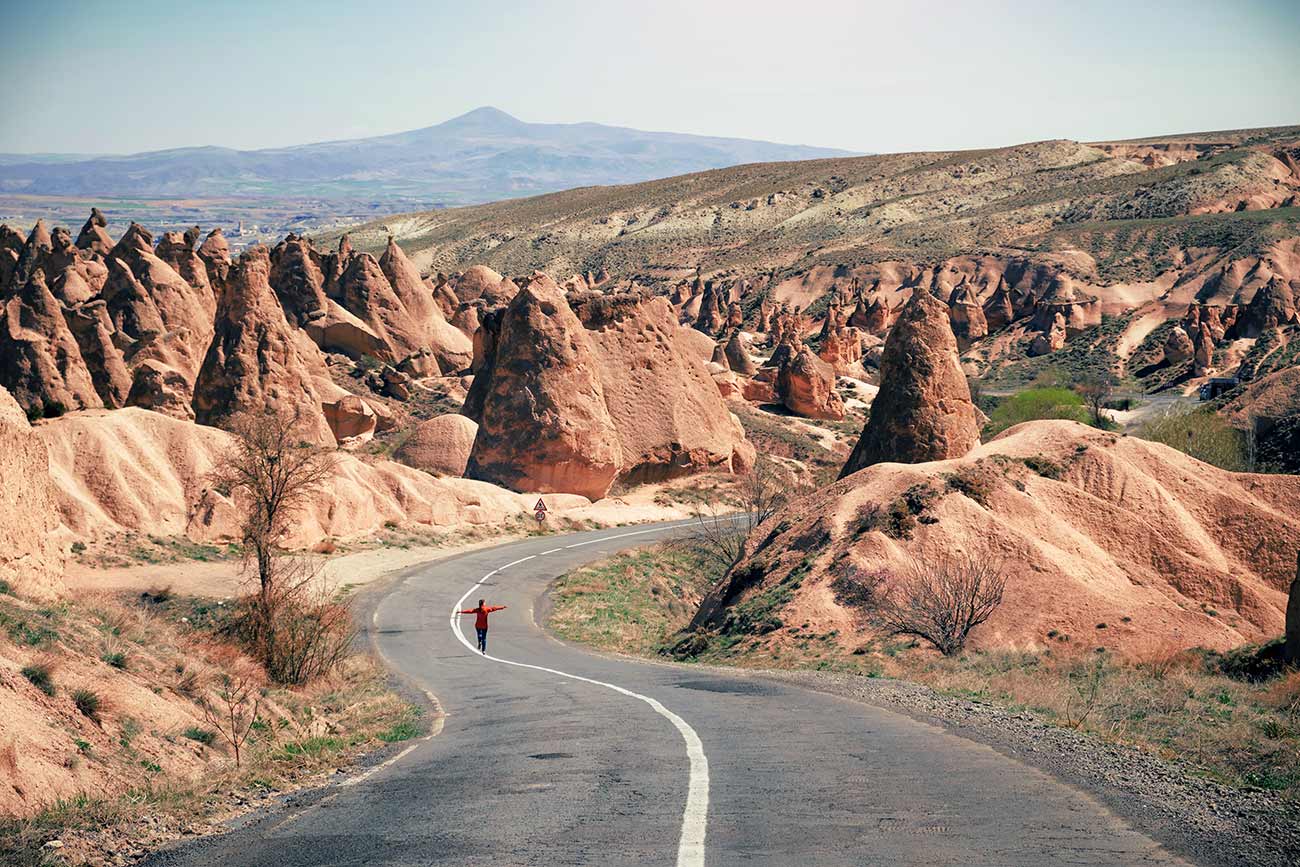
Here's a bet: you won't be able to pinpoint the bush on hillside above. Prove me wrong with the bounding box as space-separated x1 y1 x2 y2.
1136 407 1249 471
984 387 1089 436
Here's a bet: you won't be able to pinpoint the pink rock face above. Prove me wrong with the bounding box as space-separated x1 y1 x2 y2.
0 269 103 413
948 282 988 348
192 246 335 446
724 330 757 375
269 234 329 325
197 228 232 287
777 344 845 420
465 274 623 500
63 300 131 408
575 292 751 483
983 277 1016 331
75 208 114 256
1194 323 1216 375
1029 312 1067 357
1240 277 1298 336
1164 326 1194 364
126 359 195 421
0 386 63 599
394 414 479 477
840 288 980 477
323 395 377 446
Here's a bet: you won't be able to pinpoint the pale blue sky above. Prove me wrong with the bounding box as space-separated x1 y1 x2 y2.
2 0 1297 155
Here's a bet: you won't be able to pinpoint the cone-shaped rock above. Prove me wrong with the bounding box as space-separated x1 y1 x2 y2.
75 208 113 256
465 274 622 499
0 269 103 412
724 330 757 375
777 343 845 420
839 288 979 477
192 246 334 445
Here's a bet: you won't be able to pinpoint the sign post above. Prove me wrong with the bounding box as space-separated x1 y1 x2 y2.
534 498 548 523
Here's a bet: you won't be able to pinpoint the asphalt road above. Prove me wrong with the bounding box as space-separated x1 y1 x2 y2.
145 520 1188 866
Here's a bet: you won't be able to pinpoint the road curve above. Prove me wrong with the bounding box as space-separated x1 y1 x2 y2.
145 520 1187 866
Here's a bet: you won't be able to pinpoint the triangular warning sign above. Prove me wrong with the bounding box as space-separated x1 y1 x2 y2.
534 498 547 512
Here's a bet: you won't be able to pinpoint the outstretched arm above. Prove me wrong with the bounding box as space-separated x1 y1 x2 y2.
489 605 508 612
457 609 477 614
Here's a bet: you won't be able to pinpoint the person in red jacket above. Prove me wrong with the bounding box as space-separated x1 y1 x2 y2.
459 599 507 654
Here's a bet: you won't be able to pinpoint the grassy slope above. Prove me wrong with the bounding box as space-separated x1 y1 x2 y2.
328 126 1300 285
0 586 422 865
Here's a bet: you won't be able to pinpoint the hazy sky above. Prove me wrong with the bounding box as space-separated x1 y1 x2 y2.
2 0 1297 155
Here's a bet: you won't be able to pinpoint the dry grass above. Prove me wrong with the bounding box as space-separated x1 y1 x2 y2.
0 589 421 864
547 547 720 655
863 644 1300 797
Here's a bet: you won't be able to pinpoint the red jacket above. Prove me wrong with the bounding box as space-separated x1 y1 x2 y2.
460 605 506 630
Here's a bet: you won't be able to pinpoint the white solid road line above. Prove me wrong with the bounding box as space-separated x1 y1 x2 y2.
449 524 710 867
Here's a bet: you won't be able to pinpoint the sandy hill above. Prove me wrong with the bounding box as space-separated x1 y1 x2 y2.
692 420 1300 657
334 126 1300 284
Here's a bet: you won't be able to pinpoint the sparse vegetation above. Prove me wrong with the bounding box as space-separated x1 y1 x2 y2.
1136 406 1250 471
870 555 1007 656
209 407 351 685
21 662 55 696
72 688 102 722
677 455 792 576
548 546 721 654
984 387 1089 436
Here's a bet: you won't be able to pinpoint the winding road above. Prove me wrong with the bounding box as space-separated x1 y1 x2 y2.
145 520 1189 866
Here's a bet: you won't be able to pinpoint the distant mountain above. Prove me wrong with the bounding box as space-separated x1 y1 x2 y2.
0 107 855 205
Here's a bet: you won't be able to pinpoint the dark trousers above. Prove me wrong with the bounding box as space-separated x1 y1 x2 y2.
476 627 488 652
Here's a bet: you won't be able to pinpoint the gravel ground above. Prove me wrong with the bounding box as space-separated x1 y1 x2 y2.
753 668 1299 867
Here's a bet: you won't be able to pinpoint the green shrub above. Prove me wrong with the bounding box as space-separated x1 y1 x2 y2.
377 720 421 743
100 651 128 670
21 663 55 696
1023 456 1064 479
72 688 101 721
1136 407 1248 471
182 727 217 746
985 387 1089 436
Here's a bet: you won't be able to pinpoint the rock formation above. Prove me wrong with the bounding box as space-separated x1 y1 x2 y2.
947 280 988 348
0 269 102 412
322 395 377 447
572 291 753 482
465 275 623 499
0 386 63 598
192 246 334 445
840 287 979 477
126 358 195 421
1193 323 1216 375
723 330 757 375
75 208 113 255
777 344 845 420
1239 277 1297 336
394 414 479 477
1164 326 1195 364
63 301 131 408
196 228 232 287
1029 312 1067 356
982 277 1016 331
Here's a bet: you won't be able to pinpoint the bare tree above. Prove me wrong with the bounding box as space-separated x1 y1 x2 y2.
208 407 334 610
200 672 263 768
209 407 347 683
1074 373 1117 427
679 456 791 576
872 554 1007 656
